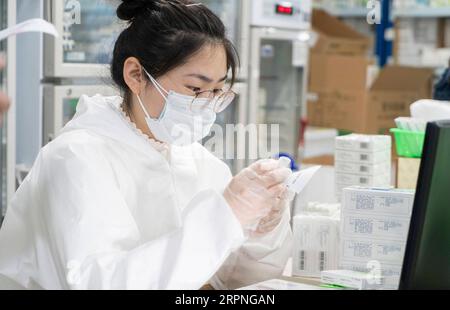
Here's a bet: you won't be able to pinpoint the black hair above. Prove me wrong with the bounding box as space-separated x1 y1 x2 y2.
111 0 239 108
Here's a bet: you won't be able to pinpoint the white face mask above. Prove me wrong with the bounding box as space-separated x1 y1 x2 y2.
136 69 217 146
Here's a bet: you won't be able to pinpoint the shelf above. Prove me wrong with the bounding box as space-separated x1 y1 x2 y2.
319 7 450 18
318 7 368 17
394 8 450 18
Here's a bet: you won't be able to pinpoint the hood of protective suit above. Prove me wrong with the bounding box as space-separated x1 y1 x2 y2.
60 94 162 157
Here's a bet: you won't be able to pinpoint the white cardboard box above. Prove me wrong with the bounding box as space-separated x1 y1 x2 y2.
292 214 340 277
335 161 391 176
339 260 402 290
342 213 411 240
340 237 406 263
335 134 392 152
335 149 391 164
321 270 383 290
335 173 391 188
335 177 392 201
342 187 415 216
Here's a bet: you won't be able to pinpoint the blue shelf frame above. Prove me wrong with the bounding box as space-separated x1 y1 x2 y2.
376 0 393 67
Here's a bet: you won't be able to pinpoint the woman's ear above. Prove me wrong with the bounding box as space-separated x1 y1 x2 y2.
123 57 146 96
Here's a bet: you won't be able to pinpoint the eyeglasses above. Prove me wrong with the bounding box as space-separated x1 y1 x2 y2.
189 88 236 113
142 66 236 113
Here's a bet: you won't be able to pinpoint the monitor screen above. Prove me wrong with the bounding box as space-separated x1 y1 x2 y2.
400 120 450 290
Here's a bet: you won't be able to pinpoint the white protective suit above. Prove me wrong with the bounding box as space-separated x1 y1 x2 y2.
0 95 292 290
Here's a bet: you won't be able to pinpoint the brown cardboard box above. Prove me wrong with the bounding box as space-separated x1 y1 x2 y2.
312 9 371 56
309 53 369 91
366 66 434 134
308 65 434 134
308 9 372 132
308 53 369 132
307 90 368 132
397 157 421 189
308 9 433 134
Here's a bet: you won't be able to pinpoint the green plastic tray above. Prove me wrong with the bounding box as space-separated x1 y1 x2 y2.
390 128 426 158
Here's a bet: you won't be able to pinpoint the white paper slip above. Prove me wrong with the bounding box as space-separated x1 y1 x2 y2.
0 18 58 42
284 166 321 194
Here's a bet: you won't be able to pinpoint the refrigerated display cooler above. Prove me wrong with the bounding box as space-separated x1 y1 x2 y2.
202 0 250 80
0 0 16 219
248 0 312 163
201 0 250 174
44 0 124 78
44 0 249 79
0 0 6 219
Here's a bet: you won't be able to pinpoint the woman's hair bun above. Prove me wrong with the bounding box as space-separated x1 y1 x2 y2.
117 0 160 21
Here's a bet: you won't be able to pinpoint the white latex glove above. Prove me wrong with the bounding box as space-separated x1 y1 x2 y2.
250 190 295 237
224 159 292 232
251 157 296 237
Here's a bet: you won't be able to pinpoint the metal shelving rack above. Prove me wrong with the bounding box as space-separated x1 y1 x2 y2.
315 1 450 67
394 8 450 18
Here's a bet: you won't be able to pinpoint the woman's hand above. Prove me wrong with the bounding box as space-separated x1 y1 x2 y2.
250 157 295 237
250 188 295 238
223 159 292 232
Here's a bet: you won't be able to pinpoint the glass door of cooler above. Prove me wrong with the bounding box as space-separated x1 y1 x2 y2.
203 83 248 175
249 28 309 162
202 0 249 79
0 0 15 221
43 85 118 145
44 0 124 78
0 0 7 220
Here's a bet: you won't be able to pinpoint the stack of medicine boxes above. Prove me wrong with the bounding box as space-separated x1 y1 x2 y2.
339 187 415 289
335 134 392 200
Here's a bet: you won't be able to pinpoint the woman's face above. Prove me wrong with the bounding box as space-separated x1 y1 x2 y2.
125 44 229 120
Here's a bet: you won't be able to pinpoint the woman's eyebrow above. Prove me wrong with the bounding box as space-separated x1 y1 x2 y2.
185 73 228 83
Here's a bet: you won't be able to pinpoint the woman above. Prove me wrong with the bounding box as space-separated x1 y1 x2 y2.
0 0 293 290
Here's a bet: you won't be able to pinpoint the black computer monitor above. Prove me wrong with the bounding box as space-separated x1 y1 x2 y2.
400 120 450 290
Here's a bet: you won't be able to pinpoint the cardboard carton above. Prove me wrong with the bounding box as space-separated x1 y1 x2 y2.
397 157 421 190
311 9 371 56
308 65 434 134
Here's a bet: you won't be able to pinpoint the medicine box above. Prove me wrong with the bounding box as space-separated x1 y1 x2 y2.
335 149 391 164
342 187 415 216
335 134 392 152
335 161 391 176
321 269 383 290
341 214 410 240
335 173 391 188
339 260 402 290
292 214 340 277
340 237 406 263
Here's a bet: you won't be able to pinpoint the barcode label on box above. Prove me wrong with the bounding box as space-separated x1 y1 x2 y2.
299 250 305 271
